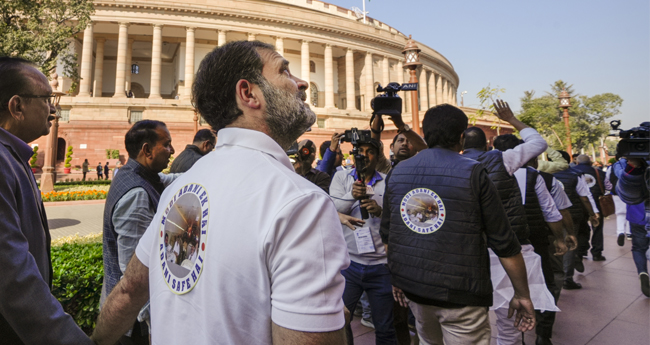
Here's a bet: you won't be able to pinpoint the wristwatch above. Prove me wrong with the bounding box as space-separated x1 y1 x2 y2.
397 124 410 134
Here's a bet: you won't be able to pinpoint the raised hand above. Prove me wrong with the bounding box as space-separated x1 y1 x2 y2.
493 99 516 122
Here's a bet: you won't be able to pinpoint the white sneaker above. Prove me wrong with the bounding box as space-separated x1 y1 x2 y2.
360 317 375 329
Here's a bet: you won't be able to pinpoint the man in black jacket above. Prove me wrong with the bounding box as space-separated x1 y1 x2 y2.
381 104 535 344
169 129 215 173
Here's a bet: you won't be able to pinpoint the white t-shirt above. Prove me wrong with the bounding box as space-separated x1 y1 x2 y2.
135 128 350 344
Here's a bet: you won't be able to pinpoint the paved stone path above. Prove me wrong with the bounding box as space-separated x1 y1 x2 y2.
45 202 648 344
46 201 105 239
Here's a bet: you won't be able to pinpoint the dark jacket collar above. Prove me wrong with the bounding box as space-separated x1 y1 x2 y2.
0 127 33 163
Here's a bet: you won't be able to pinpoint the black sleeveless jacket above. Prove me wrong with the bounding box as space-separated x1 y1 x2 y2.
463 149 530 244
524 167 551 244
381 148 520 306
572 163 605 200
554 168 585 227
102 159 164 302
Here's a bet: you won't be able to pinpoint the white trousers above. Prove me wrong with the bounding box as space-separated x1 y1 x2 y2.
613 195 630 235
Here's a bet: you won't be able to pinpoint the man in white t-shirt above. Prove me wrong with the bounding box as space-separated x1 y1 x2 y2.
92 40 350 345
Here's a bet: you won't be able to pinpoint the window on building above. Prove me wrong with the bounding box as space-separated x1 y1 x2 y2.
310 60 316 73
310 83 319 107
59 109 70 122
131 63 139 74
317 118 325 128
130 110 143 123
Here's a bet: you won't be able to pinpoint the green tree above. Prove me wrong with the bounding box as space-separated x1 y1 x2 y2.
475 84 506 133
517 80 622 153
0 0 94 84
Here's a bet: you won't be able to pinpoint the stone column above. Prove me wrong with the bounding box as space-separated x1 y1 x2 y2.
324 44 335 108
113 22 129 98
93 38 105 97
218 30 227 47
382 56 389 86
397 61 405 113
184 27 195 100
149 24 163 99
419 68 428 110
275 37 284 56
453 86 458 105
364 52 374 112
428 69 436 106
125 39 134 92
301 40 311 105
248 33 256 41
436 74 443 105
78 23 94 97
345 48 355 111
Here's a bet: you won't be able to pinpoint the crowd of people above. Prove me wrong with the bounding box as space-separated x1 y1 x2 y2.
0 40 648 345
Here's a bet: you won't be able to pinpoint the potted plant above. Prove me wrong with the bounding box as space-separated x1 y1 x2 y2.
64 146 73 174
30 146 39 173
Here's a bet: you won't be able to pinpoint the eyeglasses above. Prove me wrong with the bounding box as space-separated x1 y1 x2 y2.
18 94 56 105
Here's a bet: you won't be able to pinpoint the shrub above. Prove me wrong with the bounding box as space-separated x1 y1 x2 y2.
105 149 120 159
51 233 103 335
64 146 73 168
30 146 39 168
42 189 107 202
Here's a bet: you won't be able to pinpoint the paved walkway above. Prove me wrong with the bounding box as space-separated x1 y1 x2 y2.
46 201 105 239
44 202 648 344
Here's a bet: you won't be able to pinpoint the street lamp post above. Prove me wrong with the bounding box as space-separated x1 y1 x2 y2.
558 88 572 156
40 73 66 193
402 35 422 135
461 91 467 107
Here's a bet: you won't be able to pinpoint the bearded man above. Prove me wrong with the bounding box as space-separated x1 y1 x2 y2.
92 41 350 345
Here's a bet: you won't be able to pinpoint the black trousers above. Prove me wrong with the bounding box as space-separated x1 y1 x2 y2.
530 238 558 339
577 205 604 257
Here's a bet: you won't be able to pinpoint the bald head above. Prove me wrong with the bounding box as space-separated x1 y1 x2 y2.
576 154 591 165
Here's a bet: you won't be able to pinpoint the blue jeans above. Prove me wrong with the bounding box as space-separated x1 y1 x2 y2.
342 261 397 345
631 222 650 275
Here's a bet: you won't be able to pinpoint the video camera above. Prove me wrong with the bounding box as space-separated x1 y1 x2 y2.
610 120 650 160
369 82 417 128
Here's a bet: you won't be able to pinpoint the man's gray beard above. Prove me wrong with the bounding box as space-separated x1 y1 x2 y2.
260 79 316 150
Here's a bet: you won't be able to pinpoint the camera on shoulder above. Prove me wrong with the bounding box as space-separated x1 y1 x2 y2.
610 120 650 160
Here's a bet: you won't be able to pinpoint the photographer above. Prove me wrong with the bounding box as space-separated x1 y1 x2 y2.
613 157 650 297
291 139 331 193
330 136 397 344
370 108 427 173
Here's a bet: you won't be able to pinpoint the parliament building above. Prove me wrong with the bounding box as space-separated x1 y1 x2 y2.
33 0 510 171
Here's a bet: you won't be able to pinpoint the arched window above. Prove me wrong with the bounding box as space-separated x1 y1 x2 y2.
56 138 66 162
310 61 316 73
310 82 319 107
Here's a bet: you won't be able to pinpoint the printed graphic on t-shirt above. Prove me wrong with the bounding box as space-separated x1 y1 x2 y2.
583 174 597 188
158 183 208 294
400 188 446 234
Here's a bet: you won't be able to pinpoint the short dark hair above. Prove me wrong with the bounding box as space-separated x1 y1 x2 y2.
422 104 468 149
193 128 216 145
192 41 274 131
493 134 523 151
125 120 167 159
0 56 36 114
463 126 487 150
319 140 330 159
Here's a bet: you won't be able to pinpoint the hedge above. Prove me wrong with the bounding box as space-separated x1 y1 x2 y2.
54 180 112 187
51 233 103 335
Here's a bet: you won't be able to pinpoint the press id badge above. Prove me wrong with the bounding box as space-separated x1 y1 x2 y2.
354 227 376 254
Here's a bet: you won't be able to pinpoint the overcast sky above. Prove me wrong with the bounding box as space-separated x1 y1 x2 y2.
326 0 649 128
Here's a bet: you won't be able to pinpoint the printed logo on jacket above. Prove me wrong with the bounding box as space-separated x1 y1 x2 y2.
158 183 208 294
400 188 446 234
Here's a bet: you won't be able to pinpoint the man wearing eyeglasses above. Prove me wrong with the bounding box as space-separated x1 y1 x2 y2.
0 57 93 343
169 128 216 173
